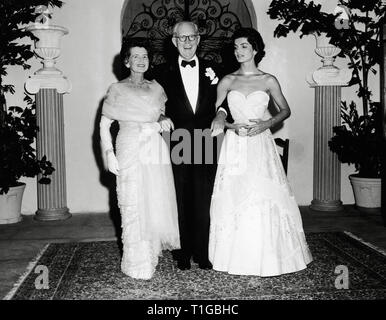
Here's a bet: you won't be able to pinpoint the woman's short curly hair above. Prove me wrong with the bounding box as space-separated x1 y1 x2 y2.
120 37 152 65
232 27 266 65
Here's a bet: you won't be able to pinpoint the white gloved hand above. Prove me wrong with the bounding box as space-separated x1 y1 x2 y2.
106 151 119 175
159 117 174 132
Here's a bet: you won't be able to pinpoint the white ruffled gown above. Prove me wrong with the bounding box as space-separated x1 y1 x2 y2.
102 82 180 280
209 90 313 277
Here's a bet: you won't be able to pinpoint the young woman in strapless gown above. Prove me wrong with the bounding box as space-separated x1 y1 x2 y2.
99 38 180 280
209 28 313 277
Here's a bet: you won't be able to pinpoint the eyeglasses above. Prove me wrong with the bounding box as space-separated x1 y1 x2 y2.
174 34 199 42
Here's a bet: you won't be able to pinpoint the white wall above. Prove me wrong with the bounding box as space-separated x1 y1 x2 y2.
4 0 379 214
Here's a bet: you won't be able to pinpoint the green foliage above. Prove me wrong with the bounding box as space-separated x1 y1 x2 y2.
0 0 64 98
0 96 55 194
0 0 63 193
268 0 335 38
268 0 385 177
329 101 382 178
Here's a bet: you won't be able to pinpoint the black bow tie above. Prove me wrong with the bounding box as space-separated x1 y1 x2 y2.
181 60 196 68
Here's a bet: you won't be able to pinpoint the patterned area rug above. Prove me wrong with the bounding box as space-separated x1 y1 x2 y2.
4 232 386 300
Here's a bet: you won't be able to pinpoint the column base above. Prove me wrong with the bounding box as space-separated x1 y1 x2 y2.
34 207 71 221
310 199 344 212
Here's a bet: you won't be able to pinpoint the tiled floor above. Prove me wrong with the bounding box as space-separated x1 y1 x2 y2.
1 206 385 299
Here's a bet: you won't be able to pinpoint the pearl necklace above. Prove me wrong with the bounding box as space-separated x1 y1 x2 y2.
127 77 147 89
128 77 145 85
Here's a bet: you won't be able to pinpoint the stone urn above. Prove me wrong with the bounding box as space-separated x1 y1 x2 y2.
26 23 68 75
307 32 352 85
314 33 341 76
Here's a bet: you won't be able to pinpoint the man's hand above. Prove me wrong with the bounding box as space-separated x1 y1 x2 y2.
106 151 119 176
246 119 270 136
158 117 174 132
211 111 226 136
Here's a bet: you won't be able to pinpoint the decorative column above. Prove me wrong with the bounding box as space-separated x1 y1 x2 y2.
307 33 351 212
25 7 71 221
381 14 386 226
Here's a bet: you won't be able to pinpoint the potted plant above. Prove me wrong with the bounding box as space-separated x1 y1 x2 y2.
329 100 382 211
268 0 385 211
0 98 55 223
0 0 63 223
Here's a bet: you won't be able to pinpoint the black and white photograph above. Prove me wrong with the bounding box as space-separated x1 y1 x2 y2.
0 0 385 314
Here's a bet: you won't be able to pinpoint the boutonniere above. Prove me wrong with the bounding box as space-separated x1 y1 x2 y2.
205 67 219 85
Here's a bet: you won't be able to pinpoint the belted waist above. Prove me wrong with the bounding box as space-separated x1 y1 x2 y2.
119 121 161 133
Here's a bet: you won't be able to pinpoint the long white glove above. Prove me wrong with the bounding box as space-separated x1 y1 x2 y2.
100 115 119 176
105 150 119 175
158 115 174 132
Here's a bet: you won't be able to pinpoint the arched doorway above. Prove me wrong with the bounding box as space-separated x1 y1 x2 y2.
121 0 257 70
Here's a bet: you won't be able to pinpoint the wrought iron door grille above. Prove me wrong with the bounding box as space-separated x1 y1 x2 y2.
123 0 250 66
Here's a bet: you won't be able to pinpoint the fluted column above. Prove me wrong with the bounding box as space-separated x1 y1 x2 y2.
307 34 351 211
310 86 343 211
26 78 71 221
381 21 386 226
25 16 71 221
35 89 69 220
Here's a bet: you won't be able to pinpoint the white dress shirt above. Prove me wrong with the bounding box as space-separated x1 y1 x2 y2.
178 55 199 113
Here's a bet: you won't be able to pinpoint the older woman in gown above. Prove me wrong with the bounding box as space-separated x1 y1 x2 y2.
99 39 180 280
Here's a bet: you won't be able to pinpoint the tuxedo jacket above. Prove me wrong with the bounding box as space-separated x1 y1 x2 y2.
154 58 229 132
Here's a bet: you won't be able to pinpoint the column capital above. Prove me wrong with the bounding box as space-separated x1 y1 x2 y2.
25 74 72 94
307 68 352 87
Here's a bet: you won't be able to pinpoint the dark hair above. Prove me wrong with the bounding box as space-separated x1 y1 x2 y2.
120 37 152 65
232 27 265 65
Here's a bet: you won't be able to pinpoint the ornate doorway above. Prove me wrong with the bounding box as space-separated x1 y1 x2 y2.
121 0 256 70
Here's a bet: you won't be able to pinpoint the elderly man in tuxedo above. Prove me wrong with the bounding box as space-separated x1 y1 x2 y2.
155 21 227 270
